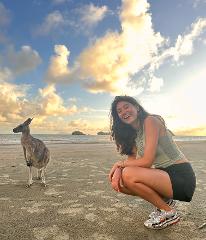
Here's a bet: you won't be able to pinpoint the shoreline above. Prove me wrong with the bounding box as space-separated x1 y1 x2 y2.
0 139 206 147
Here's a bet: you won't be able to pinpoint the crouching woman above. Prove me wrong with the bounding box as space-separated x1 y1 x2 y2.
109 96 196 229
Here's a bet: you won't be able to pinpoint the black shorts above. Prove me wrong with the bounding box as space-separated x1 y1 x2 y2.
158 163 196 202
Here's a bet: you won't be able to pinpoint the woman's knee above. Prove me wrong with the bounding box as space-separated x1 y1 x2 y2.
121 167 139 187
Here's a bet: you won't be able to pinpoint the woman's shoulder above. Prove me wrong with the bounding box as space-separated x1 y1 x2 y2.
143 115 165 132
144 115 162 125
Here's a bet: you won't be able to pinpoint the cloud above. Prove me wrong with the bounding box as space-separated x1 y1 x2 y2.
147 75 163 92
46 0 165 94
150 18 206 72
45 1 206 95
0 67 13 82
0 3 11 26
5 46 42 75
34 11 65 35
23 117 108 134
173 18 206 61
76 0 165 94
38 84 78 116
174 126 206 136
0 79 87 124
45 45 71 83
0 81 28 122
0 76 117 134
68 119 89 128
77 3 108 29
0 44 42 121
34 3 108 37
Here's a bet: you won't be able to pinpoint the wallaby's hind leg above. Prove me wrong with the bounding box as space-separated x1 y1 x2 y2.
37 169 42 180
27 166 33 187
41 167 46 187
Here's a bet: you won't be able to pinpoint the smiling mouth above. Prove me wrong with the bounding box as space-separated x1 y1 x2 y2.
123 114 131 120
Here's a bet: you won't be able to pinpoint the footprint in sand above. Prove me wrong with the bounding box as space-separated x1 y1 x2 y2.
21 202 45 213
44 188 65 196
85 213 98 222
57 207 84 216
33 225 70 240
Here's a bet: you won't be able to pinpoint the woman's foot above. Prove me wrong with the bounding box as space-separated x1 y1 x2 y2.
144 209 180 229
148 199 176 219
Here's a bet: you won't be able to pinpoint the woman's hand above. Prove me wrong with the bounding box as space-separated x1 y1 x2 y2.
109 161 123 182
111 167 122 192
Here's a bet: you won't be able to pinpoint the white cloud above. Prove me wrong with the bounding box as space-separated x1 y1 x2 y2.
173 18 206 61
147 75 163 92
150 18 206 72
77 3 108 29
35 11 65 35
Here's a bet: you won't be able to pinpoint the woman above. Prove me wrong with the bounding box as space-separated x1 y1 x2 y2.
109 96 196 229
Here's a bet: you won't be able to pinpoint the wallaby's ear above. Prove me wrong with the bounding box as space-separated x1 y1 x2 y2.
24 118 33 126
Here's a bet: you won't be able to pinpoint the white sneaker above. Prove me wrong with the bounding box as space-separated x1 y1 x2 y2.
144 209 180 229
149 199 176 219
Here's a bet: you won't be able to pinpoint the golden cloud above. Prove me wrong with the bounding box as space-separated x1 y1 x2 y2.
45 45 72 83
38 84 77 116
0 81 27 122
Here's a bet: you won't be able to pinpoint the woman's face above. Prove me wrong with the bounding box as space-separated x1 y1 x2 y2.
116 101 139 125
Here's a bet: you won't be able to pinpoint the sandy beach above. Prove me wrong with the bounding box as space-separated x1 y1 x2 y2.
0 141 206 240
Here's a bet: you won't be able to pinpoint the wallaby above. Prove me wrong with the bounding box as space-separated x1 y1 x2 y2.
13 118 50 187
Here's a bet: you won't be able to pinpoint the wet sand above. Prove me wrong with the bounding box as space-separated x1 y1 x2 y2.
0 141 206 240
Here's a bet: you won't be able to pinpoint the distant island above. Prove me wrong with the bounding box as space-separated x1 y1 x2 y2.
97 131 110 135
72 131 86 135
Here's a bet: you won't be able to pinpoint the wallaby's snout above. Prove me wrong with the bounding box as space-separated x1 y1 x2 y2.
13 127 18 133
13 125 23 133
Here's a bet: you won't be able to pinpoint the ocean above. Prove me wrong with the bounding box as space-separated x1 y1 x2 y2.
0 134 206 145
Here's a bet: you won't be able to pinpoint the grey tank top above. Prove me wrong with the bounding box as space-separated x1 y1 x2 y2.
136 127 185 168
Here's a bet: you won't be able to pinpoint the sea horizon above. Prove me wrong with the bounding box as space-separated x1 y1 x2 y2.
0 134 206 145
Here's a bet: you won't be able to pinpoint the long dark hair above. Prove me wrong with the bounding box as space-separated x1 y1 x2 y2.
110 96 150 155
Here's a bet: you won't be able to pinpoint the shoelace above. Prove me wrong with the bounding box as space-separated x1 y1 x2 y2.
150 209 161 220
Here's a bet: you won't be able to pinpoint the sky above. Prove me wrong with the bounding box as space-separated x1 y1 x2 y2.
0 0 206 135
